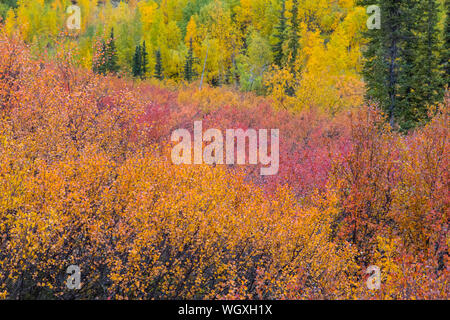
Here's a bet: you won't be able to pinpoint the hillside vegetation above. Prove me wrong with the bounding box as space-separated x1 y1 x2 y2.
0 0 448 300
0 33 448 299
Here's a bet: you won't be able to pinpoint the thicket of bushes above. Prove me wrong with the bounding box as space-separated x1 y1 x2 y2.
0 35 448 299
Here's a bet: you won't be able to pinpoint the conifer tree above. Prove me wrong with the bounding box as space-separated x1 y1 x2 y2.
106 28 119 74
288 0 300 70
141 41 148 79
132 42 149 79
184 38 194 82
399 0 444 130
397 0 422 127
154 49 163 80
360 0 404 127
443 0 450 86
272 0 287 67
361 0 446 130
285 0 300 96
361 1 426 127
132 44 142 78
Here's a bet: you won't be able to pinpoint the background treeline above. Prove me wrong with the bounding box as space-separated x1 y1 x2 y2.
0 0 368 115
0 0 448 127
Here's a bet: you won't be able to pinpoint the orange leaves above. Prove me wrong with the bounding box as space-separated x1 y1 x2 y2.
106 161 358 299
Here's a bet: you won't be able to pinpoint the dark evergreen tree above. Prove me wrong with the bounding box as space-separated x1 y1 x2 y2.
141 41 148 79
285 0 300 96
397 0 422 128
360 0 445 130
399 0 444 130
184 38 195 82
288 0 300 69
132 42 149 79
106 28 119 74
154 49 164 80
272 0 287 67
132 44 142 78
360 0 404 127
443 0 450 86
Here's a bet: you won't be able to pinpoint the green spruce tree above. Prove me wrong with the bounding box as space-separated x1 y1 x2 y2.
106 28 119 74
443 0 450 86
399 0 444 130
141 41 148 79
285 0 300 96
132 44 142 78
397 0 422 128
184 38 194 82
362 0 404 127
272 0 287 68
154 49 164 80
288 0 300 69
360 0 446 130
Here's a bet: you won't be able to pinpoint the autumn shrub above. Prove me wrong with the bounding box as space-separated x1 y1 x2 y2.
0 35 359 300
328 105 448 299
103 160 359 299
367 236 449 299
392 109 449 257
0 35 448 300
0 34 31 110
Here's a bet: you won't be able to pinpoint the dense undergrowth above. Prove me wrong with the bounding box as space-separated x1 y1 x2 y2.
0 35 448 299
